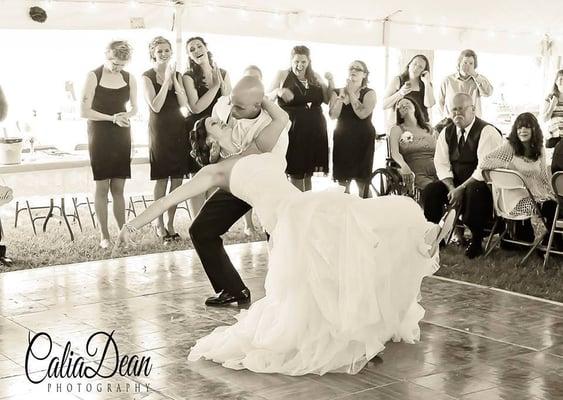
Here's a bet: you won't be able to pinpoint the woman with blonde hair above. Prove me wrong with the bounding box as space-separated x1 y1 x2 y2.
81 40 138 249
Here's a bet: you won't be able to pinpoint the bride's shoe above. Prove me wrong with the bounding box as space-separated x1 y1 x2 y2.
99 239 110 249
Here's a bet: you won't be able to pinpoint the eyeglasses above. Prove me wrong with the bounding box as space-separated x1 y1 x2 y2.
349 66 365 72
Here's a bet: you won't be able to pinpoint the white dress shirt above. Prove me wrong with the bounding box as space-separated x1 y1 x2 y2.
212 96 289 158
434 118 504 182
438 73 494 118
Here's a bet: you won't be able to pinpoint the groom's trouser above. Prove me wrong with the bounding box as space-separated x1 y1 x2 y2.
189 189 251 294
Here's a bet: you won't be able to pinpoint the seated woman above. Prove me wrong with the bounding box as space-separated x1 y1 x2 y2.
388 97 438 195
482 113 561 249
114 98 453 376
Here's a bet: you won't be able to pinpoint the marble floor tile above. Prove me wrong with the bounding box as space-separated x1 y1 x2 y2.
0 242 560 399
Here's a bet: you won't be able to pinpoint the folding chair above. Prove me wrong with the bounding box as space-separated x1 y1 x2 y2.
543 172 563 268
483 168 548 265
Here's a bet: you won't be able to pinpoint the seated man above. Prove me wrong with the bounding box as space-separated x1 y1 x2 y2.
422 93 503 258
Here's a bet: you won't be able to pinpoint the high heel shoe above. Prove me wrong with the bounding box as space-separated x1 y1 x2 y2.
99 239 110 249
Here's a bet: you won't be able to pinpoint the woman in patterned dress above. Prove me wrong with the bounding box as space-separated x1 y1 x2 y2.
482 113 561 249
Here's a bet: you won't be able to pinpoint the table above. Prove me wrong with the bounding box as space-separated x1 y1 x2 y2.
0 149 152 240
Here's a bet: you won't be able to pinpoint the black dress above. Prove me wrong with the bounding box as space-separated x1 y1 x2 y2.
184 69 226 173
332 87 376 181
143 69 189 180
398 75 429 122
278 71 329 178
87 66 131 181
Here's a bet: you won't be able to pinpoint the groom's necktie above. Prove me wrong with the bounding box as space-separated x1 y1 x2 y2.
458 129 466 154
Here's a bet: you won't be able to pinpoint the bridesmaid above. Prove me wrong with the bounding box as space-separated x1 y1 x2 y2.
270 45 333 191
81 40 138 249
142 36 188 242
183 36 231 216
329 60 377 198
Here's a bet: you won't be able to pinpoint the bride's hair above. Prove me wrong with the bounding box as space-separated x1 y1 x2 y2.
189 118 212 166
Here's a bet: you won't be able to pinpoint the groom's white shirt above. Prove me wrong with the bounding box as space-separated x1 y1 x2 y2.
212 96 289 158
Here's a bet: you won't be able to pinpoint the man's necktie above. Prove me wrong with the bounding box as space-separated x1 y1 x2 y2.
458 129 466 153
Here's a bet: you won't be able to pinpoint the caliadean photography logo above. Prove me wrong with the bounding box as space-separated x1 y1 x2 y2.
25 330 153 394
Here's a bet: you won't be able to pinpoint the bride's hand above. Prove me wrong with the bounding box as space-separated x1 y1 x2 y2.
111 224 134 256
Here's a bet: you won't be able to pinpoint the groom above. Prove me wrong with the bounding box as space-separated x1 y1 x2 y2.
189 76 289 306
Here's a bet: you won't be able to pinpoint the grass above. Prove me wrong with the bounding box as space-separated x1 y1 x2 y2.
1 203 561 302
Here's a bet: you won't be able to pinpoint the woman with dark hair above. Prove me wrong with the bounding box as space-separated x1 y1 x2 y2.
142 36 188 241
81 40 138 249
329 60 376 197
482 113 560 247
388 97 438 193
183 36 231 215
270 45 333 191
383 54 435 126
541 69 563 148
115 97 451 377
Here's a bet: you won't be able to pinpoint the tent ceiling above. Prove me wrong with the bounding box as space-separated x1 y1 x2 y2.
2 0 563 54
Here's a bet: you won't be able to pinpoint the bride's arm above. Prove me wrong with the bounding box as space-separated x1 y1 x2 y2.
124 164 225 230
254 98 290 152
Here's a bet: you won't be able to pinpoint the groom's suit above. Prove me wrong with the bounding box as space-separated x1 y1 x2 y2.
189 96 289 296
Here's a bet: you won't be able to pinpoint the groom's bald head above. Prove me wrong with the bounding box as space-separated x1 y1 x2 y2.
231 76 264 119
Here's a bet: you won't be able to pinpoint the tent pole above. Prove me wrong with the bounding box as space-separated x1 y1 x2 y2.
175 2 185 71
382 10 401 91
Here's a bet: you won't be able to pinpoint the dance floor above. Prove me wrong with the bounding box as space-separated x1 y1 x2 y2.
0 242 561 400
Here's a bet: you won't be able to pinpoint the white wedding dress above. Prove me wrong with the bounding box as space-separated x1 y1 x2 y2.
188 152 439 376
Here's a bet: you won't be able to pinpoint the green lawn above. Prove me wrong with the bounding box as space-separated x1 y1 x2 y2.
2 208 561 302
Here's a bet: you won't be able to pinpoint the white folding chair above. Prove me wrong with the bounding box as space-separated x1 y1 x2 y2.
483 168 548 266
544 172 563 268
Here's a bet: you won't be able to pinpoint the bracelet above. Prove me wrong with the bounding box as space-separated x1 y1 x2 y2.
175 90 185 95
112 114 117 124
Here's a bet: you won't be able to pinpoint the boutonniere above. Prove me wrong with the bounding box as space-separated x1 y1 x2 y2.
400 131 414 144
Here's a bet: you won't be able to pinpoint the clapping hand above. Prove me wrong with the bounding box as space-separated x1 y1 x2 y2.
278 87 294 102
164 62 176 83
324 72 334 82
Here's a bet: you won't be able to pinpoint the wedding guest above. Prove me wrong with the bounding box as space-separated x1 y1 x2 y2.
270 45 333 191
553 139 563 173
243 65 262 81
438 49 493 119
482 113 561 249
183 36 231 216
0 84 12 267
423 93 503 259
541 69 563 148
81 40 138 249
0 85 6 122
383 54 435 127
329 60 376 198
388 97 438 194
143 36 189 242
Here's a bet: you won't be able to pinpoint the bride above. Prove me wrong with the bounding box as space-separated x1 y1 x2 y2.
115 98 455 376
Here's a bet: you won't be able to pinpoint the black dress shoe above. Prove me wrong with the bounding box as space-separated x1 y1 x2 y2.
205 288 251 307
465 240 484 259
